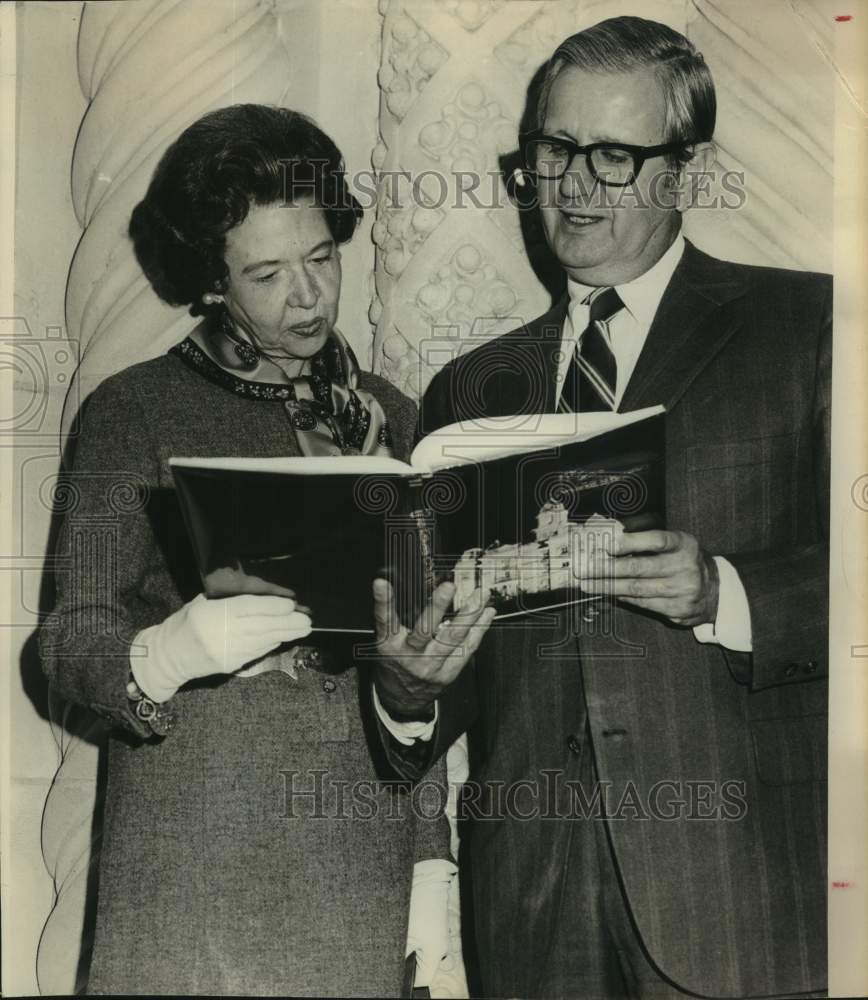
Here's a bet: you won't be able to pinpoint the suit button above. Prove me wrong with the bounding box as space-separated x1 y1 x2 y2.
567 734 582 755
784 663 798 678
322 679 336 693
805 660 818 674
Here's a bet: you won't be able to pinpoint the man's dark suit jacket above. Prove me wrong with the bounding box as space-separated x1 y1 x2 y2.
384 241 830 998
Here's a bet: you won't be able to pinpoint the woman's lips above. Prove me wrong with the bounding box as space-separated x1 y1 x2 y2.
288 317 325 337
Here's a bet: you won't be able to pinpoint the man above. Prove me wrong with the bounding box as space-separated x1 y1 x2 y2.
372 16 829 999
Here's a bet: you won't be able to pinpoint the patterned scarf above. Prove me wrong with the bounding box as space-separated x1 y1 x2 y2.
287 329 394 457
171 323 394 458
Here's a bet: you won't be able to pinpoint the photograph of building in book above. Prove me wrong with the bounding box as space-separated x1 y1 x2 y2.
452 503 622 612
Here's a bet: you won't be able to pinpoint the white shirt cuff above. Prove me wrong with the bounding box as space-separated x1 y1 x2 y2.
693 556 753 652
372 683 438 745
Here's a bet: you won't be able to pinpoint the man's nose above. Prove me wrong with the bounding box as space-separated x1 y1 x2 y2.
559 153 598 201
286 270 318 309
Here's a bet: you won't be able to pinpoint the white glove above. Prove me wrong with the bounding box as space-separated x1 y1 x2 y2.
405 858 457 988
131 593 312 702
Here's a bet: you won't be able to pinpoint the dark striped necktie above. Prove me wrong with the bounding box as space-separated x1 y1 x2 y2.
561 286 624 412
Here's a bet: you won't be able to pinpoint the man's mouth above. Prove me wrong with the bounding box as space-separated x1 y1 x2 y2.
560 211 603 227
288 318 325 337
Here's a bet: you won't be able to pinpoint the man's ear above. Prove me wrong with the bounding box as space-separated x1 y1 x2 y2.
672 141 717 212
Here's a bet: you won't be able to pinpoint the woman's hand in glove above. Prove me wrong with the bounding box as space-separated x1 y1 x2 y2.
131 594 313 702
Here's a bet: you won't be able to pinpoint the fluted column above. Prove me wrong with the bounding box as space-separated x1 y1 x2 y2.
36 700 107 995
685 0 833 271
62 0 297 440
41 1 336 991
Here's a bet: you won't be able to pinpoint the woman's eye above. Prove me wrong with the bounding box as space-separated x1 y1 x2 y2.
310 253 333 265
254 272 278 284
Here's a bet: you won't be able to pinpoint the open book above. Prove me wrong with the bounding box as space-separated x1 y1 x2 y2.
170 405 665 633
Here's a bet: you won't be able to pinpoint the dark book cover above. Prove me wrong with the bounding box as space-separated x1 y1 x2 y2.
419 413 664 619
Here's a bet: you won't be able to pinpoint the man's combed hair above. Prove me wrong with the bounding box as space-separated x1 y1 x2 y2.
537 16 716 166
129 104 363 315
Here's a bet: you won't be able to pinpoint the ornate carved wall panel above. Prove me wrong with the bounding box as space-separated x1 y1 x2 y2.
372 0 686 401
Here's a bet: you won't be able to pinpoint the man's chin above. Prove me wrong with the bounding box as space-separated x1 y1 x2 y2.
554 247 613 283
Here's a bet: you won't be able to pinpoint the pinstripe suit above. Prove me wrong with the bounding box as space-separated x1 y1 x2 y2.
385 242 830 998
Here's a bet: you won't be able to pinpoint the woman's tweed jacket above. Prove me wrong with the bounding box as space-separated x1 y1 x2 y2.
39 349 447 997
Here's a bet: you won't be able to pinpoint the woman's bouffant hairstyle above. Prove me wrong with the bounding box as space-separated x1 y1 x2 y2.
129 104 362 315
537 16 716 168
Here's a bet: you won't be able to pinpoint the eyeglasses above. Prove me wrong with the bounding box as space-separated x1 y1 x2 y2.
520 132 687 187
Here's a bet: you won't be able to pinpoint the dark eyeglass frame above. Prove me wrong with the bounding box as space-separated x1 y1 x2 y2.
520 131 689 187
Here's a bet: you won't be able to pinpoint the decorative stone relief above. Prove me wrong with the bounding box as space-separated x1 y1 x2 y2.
379 7 448 121
373 0 585 402
443 0 506 33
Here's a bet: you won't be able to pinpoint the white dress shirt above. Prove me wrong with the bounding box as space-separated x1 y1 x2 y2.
556 232 686 409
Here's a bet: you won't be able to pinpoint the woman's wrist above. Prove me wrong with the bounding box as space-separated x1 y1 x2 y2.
125 671 176 737
130 624 183 703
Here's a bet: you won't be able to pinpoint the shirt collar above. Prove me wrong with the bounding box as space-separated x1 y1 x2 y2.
566 232 685 328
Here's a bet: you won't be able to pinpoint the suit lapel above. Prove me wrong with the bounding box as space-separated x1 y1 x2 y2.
507 295 568 413
620 242 749 413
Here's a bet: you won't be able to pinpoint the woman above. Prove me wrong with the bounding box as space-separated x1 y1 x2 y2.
39 105 488 997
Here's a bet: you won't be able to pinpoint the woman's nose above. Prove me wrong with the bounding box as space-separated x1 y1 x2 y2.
286 270 318 309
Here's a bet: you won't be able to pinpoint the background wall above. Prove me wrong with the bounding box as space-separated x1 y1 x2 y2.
370 0 833 401
6 5 89 995
3 0 838 995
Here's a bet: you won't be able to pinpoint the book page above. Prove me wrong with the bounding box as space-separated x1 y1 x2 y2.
169 454 414 475
410 404 665 471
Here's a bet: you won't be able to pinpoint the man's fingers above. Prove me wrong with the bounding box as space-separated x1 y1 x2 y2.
406 581 456 650
441 606 496 671
613 529 682 556
621 596 701 626
620 595 675 615
454 605 496 653
434 590 494 646
579 577 684 599
577 552 680 579
424 606 495 678
372 578 402 641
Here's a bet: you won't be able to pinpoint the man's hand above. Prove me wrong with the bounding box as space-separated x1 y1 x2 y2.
372 578 495 718
577 529 720 627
